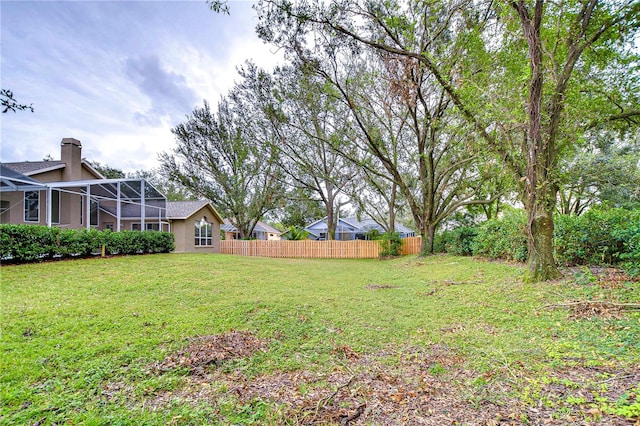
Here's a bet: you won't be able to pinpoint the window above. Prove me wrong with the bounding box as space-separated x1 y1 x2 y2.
80 198 99 226
24 191 39 222
132 223 160 231
51 190 60 224
195 218 213 246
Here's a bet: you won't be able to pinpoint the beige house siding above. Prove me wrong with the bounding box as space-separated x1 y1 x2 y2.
2 139 226 254
169 205 221 253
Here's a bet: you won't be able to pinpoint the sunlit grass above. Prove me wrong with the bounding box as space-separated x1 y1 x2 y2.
1 253 638 424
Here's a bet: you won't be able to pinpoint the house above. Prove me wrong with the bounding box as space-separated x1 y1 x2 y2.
221 218 282 240
166 200 223 253
0 138 223 253
305 217 416 240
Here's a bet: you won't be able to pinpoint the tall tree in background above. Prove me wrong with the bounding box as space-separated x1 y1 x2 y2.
128 169 196 202
277 187 326 229
230 62 357 240
160 97 283 239
557 130 640 214
256 0 639 279
271 64 357 240
257 6 503 253
87 161 126 179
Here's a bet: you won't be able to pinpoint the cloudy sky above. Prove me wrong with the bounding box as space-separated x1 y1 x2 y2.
1 0 283 173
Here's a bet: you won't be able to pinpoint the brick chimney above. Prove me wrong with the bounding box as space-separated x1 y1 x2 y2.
61 138 82 181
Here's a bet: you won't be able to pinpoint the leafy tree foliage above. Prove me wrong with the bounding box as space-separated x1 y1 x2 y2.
239 62 357 240
557 131 640 214
87 161 126 179
160 96 284 239
255 0 640 279
277 188 326 229
128 169 196 202
256 1 504 254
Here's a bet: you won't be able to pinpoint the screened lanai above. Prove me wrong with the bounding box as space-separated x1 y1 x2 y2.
44 178 167 231
0 165 48 192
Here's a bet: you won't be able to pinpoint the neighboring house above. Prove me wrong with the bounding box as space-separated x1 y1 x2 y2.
167 200 223 253
221 218 282 240
305 217 416 240
0 138 223 253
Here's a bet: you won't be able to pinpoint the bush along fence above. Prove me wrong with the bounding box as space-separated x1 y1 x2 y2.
220 236 423 259
435 208 640 276
0 224 175 264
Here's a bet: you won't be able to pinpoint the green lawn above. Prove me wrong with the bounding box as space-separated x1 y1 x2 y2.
1 254 638 425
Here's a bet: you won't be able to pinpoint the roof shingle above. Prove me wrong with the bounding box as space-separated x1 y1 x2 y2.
1 161 65 175
166 200 210 219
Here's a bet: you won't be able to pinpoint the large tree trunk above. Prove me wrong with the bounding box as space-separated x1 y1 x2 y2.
517 0 560 282
419 223 436 256
526 200 559 281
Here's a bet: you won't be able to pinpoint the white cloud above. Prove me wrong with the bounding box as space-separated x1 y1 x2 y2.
1 0 284 174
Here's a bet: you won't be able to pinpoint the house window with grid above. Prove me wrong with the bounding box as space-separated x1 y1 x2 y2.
24 191 39 222
195 218 212 246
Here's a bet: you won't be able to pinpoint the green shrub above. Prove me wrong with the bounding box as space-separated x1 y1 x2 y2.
555 208 640 272
379 232 403 258
438 226 478 256
286 226 309 241
472 210 528 262
0 224 175 264
364 229 383 241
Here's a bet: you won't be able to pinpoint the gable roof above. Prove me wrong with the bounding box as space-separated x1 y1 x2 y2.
2 160 104 179
2 161 65 175
221 218 282 235
167 200 223 222
255 221 282 235
304 216 415 235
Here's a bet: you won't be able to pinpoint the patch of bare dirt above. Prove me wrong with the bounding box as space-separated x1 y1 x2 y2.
152 330 268 373
594 268 640 288
149 345 522 425
566 267 639 288
544 301 640 320
567 301 633 320
145 341 638 425
365 284 398 290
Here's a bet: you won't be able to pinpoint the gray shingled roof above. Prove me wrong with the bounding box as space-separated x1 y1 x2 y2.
2 161 65 175
166 200 210 219
221 218 282 235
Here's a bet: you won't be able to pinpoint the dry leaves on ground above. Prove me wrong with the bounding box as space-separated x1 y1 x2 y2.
152 330 268 373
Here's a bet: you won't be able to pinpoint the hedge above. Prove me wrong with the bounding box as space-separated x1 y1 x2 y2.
554 209 640 274
0 224 175 264
435 208 639 275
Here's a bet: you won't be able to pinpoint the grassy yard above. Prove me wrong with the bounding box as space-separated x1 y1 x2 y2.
1 254 638 425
